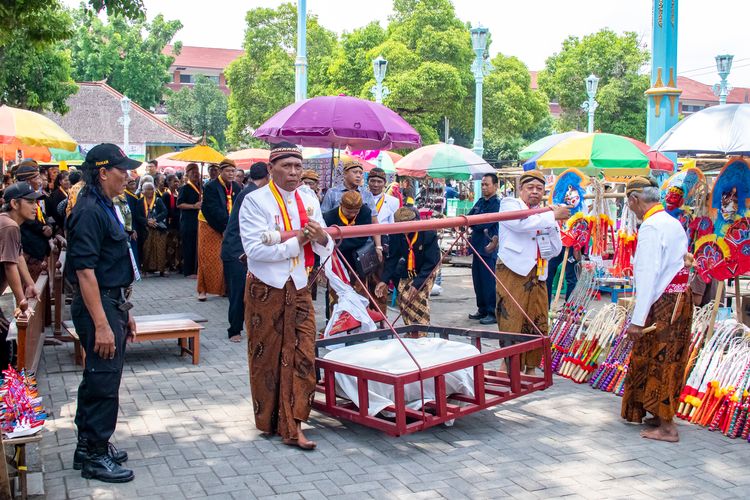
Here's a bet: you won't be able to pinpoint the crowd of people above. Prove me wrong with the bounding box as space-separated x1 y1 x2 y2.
0 141 701 483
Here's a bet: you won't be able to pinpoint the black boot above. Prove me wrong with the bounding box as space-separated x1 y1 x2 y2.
81 444 134 483
74 438 128 470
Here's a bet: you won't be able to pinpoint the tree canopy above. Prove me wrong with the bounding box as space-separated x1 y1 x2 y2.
538 29 650 141
166 76 229 149
68 8 182 110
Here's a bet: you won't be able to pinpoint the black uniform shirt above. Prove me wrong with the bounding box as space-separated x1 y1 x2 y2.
66 188 134 288
220 183 259 261
177 182 201 231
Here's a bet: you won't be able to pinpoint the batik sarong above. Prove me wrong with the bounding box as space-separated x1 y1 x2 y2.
495 261 549 371
197 219 225 296
397 274 435 338
621 287 693 423
165 228 181 271
245 274 317 440
142 228 167 273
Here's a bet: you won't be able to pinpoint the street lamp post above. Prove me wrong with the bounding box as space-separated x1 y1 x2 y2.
713 54 734 105
371 55 389 104
581 74 599 133
470 24 491 157
295 0 308 102
120 95 131 154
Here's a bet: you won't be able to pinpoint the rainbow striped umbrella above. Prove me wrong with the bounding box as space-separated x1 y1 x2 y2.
523 133 650 177
396 143 494 180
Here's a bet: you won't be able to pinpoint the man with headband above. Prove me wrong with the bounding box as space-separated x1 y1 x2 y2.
495 170 568 375
239 142 333 450
621 176 693 443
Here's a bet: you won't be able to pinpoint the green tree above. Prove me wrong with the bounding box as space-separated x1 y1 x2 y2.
166 76 229 148
538 29 650 141
0 5 77 112
225 3 337 146
325 22 386 96
68 7 182 110
482 54 551 162
0 1 146 45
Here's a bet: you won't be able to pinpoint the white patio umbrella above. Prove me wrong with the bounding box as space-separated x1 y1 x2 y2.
652 103 750 155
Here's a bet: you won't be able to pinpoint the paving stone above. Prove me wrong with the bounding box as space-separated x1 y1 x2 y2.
38 274 750 499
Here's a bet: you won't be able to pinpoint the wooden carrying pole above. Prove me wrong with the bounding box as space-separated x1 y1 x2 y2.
550 247 570 313
273 206 553 242
704 280 725 343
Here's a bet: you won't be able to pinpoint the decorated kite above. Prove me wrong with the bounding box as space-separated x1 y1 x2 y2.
550 168 591 250
693 157 750 281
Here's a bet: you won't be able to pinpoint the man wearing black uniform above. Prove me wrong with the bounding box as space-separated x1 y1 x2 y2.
67 144 140 483
221 162 269 342
176 163 202 277
467 173 500 325
15 161 54 280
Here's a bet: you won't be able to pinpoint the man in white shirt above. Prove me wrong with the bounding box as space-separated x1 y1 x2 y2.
239 142 333 451
620 176 692 443
495 170 569 375
367 167 399 225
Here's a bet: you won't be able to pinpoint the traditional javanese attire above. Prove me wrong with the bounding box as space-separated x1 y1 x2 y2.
496 196 562 370
162 188 181 271
622 205 692 423
134 195 168 274
197 175 240 296
372 192 399 224
381 209 441 337
239 180 333 440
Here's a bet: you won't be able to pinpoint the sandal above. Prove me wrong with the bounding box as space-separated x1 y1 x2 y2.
229 335 242 343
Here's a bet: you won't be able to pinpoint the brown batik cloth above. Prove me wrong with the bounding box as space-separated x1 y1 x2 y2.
621 289 693 423
165 228 181 271
197 220 225 296
245 274 317 440
142 228 167 273
495 261 549 371
397 274 435 338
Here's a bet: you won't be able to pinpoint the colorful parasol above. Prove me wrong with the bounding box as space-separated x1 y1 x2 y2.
395 143 494 180
169 144 225 164
519 131 586 162
0 105 77 151
652 103 750 155
226 148 271 169
523 132 650 177
625 137 675 172
253 95 422 150
1 138 51 163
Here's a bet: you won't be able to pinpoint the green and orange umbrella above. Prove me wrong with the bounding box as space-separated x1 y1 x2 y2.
523 133 660 178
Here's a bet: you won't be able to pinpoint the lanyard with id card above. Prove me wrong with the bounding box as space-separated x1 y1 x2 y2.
536 229 556 260
97 194 142 282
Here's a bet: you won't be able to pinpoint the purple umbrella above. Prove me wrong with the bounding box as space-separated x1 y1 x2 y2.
253 95 422 150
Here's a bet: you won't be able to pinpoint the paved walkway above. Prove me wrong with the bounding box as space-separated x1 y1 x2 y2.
39 269 749 499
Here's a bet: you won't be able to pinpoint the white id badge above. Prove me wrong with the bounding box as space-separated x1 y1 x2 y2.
537 230 555 260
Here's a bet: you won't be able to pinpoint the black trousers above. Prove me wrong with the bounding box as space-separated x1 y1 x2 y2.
223 257 247 338
472 253 497 317
547 249 579 305
181 224 198 276
72 292 129 447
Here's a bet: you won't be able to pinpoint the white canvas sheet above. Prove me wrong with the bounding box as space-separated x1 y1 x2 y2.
323 338 479 416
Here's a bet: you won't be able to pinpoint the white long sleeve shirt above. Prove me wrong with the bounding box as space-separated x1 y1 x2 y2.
631 209 688 326
240 184 333 290
372 192 399 224
497 197 562 281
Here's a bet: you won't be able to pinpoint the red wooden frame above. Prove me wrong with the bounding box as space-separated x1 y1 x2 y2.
313 325 552 437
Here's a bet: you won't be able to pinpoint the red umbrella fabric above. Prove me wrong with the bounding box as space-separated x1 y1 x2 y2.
626 137 674 172
253 95 421 150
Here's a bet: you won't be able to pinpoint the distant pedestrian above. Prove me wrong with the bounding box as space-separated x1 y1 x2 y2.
468 173 500 325
177 163 201 278
162 174 181 272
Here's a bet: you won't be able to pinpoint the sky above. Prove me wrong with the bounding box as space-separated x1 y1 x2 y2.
65 0 750 87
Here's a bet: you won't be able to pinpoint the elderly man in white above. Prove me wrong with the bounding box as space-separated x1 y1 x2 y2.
495 170 570 375
239 142 333 451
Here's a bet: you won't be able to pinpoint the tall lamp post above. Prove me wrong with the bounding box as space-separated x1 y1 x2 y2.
581 74 599 134
295 0 308 102
120 95 131 154
713 54 734 105
470 24 491 157
371 55 389 104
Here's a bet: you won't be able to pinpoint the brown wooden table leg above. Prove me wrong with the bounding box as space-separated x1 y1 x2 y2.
192 333 199 365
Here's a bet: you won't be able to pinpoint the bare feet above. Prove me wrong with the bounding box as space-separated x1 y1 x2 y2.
643 416 661 427
229 335 242 343
282 424 317 450
197 292 207 302
524 367 537 376
640 422 679 442
187 274 198 279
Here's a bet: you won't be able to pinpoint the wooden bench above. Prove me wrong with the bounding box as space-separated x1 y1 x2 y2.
7 271 51 373
65 318 204 366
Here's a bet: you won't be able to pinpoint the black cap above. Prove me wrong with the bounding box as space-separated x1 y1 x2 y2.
3 182 44 203
249 161 269 180
82 143 141 171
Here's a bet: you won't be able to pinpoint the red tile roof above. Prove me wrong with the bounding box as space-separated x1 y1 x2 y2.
677 76 750 104
163 45 244 70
